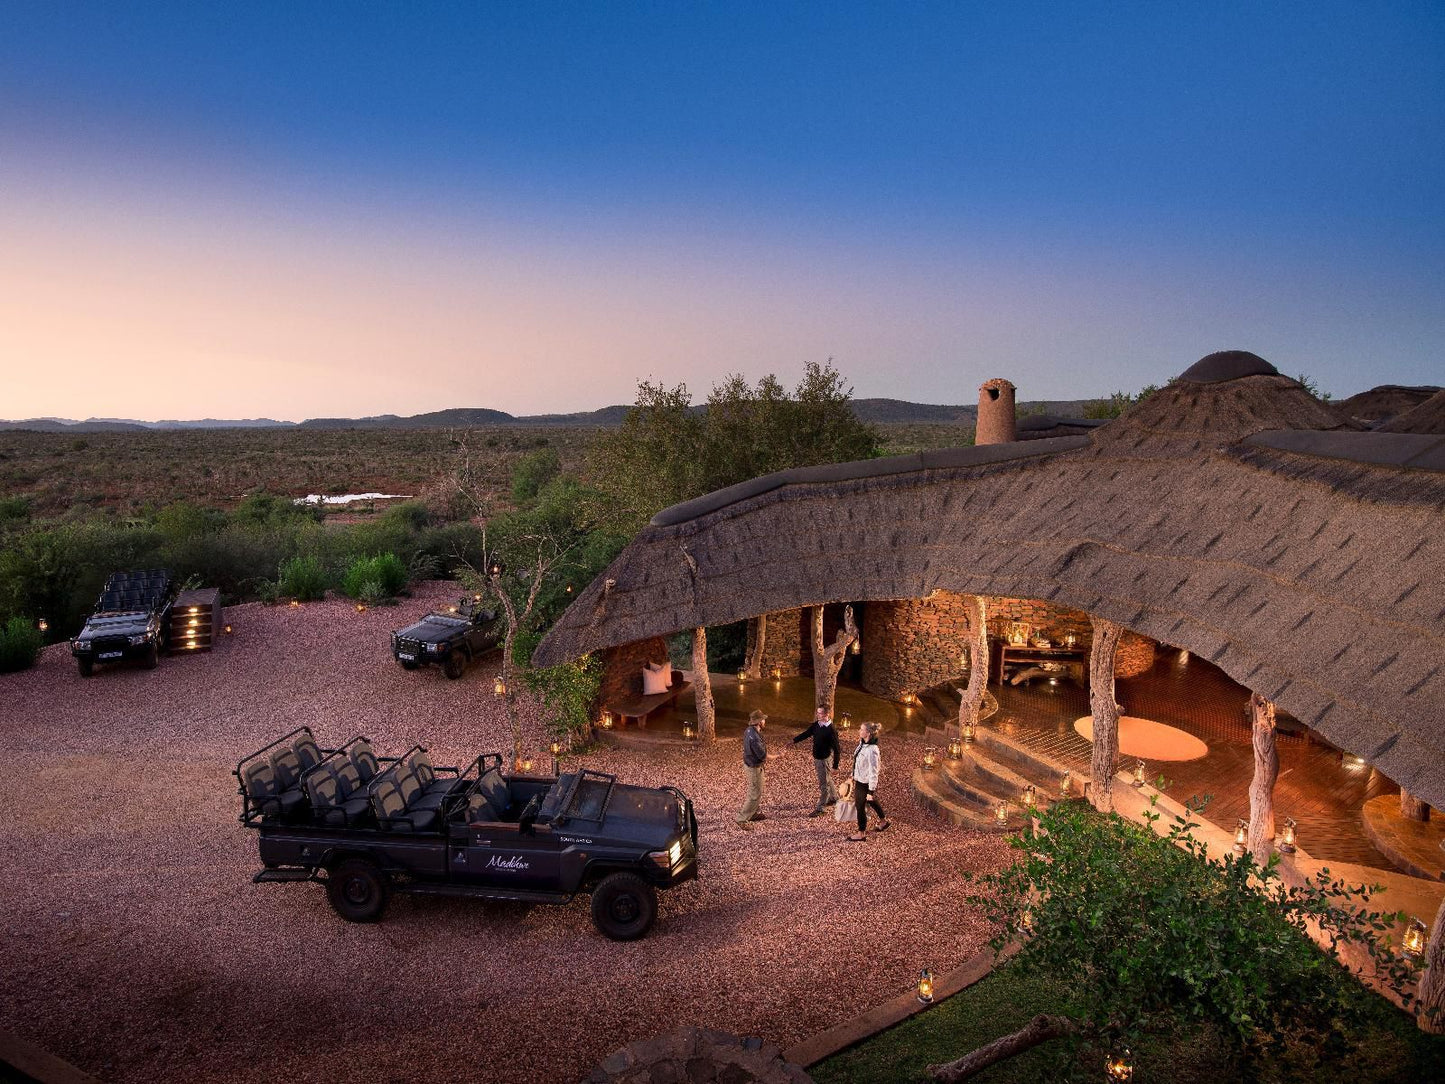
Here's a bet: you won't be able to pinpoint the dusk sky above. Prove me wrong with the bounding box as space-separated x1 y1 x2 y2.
1 2 1441 421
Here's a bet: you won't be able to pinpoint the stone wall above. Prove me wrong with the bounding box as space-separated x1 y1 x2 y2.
598 636 672 710
858 592 1157 699
748 609 807 678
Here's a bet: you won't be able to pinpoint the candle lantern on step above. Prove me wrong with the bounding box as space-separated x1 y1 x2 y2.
995 801 1009 826
1022 784 1037 811
916 969 934 1004
838 711 853 732
493 676 507 697
961 720 975 744
1278 817 1297 854
946 737 963 761
1132 760 1146 788
1060 769 1072 796
1403 917 1429 959
1233 820 1248 854
1105 1050 1133 1082
922 746 939 771
682 722 697 742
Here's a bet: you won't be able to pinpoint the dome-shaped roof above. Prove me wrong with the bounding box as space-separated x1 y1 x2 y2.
1178 351 1279 383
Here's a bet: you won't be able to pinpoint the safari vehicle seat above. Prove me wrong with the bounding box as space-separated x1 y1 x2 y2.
349 739 381 783
240 759 306 817
401 750 455 813
465 767 515 823
371 774 437 832
305 754 371 827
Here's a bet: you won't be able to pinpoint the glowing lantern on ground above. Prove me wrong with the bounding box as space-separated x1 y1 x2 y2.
289 600 300 608
961 720 976 744
838 712 853 731
1278 817 1297 854
493 677 507 697
223 624 233 635
770 666 782 681
356 603 366 613
1022 785 1036 810
737 669 748 682
995 802 1009 826
1403 918 1429 958
946 738 963 761
550 740 562 757
1132 760 1146 788
517 755 534 773
1060 769 1072 796
922 747 939 771
916 969 934 1004
1105 1051 1133 1081
682 723 697 742
600 711 615 730
1234 820 1248 854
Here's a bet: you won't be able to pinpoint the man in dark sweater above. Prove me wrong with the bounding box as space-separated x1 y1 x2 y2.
793 706 841 816
736 709 770 828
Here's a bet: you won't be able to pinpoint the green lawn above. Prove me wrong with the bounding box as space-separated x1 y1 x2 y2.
811 960 1445 1084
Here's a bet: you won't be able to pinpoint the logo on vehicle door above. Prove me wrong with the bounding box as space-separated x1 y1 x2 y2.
486 854 530 872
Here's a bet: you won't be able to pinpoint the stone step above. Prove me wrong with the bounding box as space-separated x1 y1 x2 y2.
973 726 1084 793
910 768 1017 832
935 756 1053 819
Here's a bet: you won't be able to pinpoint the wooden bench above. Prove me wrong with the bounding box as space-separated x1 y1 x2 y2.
602 667 693 728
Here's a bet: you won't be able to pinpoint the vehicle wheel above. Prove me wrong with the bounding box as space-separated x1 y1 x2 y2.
590 872 657 941
142 643 159 670
326 859 389 923
400 660 420 671
77 657 93 678
442 650 468 680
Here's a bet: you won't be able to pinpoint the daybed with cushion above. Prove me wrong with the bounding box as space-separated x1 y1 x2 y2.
600 660 693 728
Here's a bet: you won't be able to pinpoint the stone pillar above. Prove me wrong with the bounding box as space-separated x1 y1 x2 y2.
1088 616 1123 813
1248 693 1278 861
975 378 1017 446
1401 788 1431 822
755 608 805 678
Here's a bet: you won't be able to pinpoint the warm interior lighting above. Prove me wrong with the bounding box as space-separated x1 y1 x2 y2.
517 755 534 773
946 738 963 761
600 711 614 730
922 746 938 770
1132 760 1146 788
961 720 975 744
1063 632 1077 648
1278 817 1297 853
1403 917 1429 958
916 969 934 1004
1234 820 1248 854
1105 1050 1133 1081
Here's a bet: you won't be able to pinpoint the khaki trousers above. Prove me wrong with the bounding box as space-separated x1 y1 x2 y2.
737 764 764 823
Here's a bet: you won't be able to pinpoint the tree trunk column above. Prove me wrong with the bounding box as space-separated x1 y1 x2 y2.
811 604 857 717
1417 895 1445 1033
692 626 716 742
1248 692 1279 861
1401 788 1431 822
743 614 768 679
1088 617 1123 814
957 596 989 733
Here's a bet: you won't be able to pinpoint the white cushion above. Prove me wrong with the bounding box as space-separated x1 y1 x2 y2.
642 664 670 696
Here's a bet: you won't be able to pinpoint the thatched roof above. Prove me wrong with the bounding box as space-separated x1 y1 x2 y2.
537 355 1445 807
1336 383 1442 426
1017 414 1106 439
1379 389 1445 435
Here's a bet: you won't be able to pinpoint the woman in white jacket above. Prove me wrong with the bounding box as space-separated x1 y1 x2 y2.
847 722 889 841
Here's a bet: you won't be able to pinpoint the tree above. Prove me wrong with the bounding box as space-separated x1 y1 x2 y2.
930 800 1421 1081
810 604 857 716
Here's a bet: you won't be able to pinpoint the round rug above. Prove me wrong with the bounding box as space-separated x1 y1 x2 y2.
1073 716 1209 761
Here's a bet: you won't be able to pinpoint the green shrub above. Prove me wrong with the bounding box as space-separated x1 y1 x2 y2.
277 555 329 601
358 579 388 606
512 447 562 504
0 616 44 672
341 553 407 600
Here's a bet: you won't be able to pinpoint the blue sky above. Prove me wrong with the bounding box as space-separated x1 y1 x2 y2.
1 1 1441 419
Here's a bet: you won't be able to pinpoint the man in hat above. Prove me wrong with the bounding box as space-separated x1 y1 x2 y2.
793 705 841 816
736 709 771 828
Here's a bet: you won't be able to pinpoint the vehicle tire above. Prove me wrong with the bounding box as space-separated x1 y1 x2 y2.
77 657 93 678
400 659 420 671
442 649 468 680
590 872 657 941
142 643 159 670
326 859 389 923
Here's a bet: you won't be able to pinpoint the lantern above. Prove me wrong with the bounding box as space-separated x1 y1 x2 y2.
565 583 574 594
916 969 934 1004
838 712 853 731
36 617 48 632
473 593 483 602
995 802 1009 826
737 669 748 682
922 746 939 771
487 558 504 579
1008 622 1029 646
549 740 562 759
223 623 233 635
600 711 615 730
289 599 300 608
518 755 534 773
1064 632 1077 648
1403 918 1428 958
849 638 860 655
1233 819 1248 854
356 603 366 613
448 605 458 613
946 738 963 761
1022 785 1036 810
1105 1050 1133 1082
493 677 507 698
961 720 975 744
1060 769 1072 796
1278 817 1297 854
770 666 782 681
682 723 697 742
1019 908 1035 935
1132 760 1146 788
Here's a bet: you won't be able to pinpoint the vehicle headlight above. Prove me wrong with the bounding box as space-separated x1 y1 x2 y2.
128 632 151 645
428 642 443 653
74 639 91 651
669 840 682 865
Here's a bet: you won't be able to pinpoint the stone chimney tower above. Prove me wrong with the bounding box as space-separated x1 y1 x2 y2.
975 378 1017 445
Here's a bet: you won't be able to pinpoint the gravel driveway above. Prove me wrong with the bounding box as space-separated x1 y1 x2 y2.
0 582 1009 1083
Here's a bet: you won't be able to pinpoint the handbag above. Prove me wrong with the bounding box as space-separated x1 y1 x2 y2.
834 778 856 823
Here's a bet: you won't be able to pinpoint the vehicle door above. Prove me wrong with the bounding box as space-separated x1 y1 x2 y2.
458 821 563 889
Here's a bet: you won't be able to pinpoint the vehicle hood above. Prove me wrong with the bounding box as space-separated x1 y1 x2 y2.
577 783 683 849
78 612 151 637
394 614 469 642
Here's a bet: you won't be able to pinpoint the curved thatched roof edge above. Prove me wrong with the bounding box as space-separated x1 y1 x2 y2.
1245 430 1445 471
1380 389 1445 436
648 435 1091 527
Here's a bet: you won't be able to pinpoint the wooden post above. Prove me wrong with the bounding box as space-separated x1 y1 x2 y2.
1401 788 1431 822
957 596 989 734
1417 895 1445 1034
811 604 857 717
743 613 768 679
1248 692 1278 861
1088 617 1123 813
692 626 716 742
